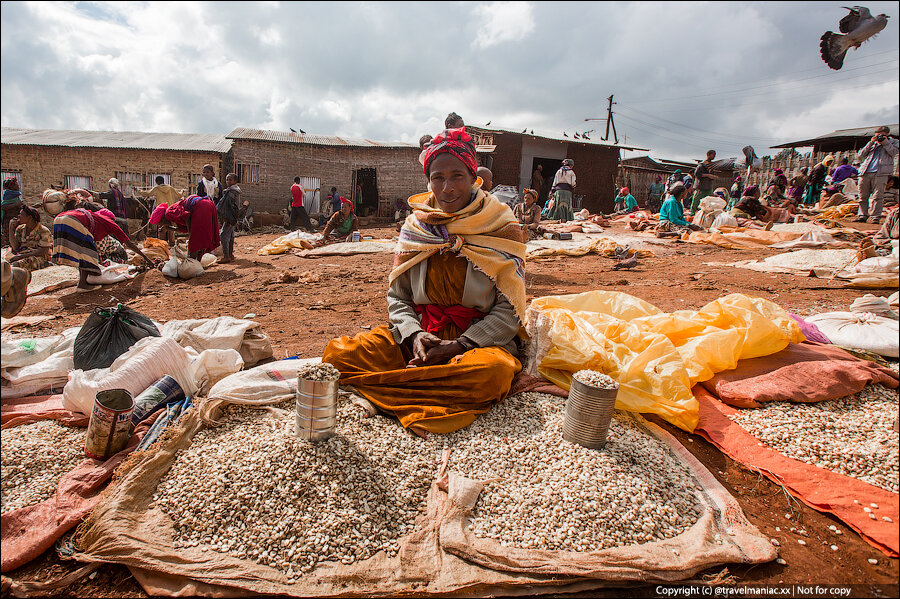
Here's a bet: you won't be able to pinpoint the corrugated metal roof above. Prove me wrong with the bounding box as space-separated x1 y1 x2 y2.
771 124 899 149
467 125 648 151
1 127 232 153
226 127 416 148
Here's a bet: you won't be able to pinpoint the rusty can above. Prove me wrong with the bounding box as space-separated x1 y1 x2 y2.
85 389 135 460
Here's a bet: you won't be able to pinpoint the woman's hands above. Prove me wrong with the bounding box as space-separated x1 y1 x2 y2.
407 331 465 368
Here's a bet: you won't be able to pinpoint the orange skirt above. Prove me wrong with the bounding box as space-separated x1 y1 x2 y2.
323 325 521 434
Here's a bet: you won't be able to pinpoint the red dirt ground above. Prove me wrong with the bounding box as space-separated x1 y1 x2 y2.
2 218 897 597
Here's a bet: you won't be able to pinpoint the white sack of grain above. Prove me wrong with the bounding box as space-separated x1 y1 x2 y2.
209 357 320 404
806 311 899 357
63 336 198 415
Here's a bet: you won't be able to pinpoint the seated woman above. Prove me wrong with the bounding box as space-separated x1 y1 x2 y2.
162 194 221 260
52 207 154 292
817 186 852 210
322 127 526 435
320 198 359 241
9 205 52 272
656 182 700 237
612 187 638 215
731 188 793 228
513 188 544 239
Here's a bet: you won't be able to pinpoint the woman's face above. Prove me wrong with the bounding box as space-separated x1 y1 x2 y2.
203 168 214 180
429 153 475 213
20 211 36 227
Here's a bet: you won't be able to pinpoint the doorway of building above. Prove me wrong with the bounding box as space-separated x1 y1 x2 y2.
530 157 563 206
352 168 378 217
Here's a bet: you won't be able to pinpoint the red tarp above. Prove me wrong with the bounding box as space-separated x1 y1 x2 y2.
1 395 159 572
693 385 899 557
700 342 898 409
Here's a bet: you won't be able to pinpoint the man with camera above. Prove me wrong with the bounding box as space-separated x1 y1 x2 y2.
855 125 898 224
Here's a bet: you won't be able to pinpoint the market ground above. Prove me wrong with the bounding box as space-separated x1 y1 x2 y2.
4 219 898 597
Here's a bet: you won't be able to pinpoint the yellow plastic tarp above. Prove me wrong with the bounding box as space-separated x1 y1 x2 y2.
257 234 314 255
526 292 804 432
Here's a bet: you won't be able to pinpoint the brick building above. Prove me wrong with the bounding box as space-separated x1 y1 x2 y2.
1 128 232 219
226 128 421 217
466 126 644 214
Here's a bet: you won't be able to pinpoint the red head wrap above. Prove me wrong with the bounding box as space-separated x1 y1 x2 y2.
340 197 354 211
422 127 478 177
621 187 629 194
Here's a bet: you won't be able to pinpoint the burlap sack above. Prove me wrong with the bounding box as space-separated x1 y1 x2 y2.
69 397 775 596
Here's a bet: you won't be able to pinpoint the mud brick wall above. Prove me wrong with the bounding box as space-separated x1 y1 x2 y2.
229 140 421 216
567 144 620 214
1 144 224 209
484 131 523 190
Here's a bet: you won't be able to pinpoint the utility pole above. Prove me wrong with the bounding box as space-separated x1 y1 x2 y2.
602 95 618 144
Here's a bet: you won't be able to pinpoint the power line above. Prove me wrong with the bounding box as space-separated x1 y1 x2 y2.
625 60 899 105
649 74 899 113
622 50 899 103
617 106 783 143
615 113 757 149
615 117 747 155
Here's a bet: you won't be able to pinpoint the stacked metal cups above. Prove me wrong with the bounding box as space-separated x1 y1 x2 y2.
296 367 339 442
562 370 619 449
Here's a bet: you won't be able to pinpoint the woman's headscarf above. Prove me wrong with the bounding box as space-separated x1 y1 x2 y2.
523 188 538 201
736 196 766 219
340 197 354 212
714 187 729 200
620 187 630 195
422 128 477 177
108 178 120 189
742 185 760 198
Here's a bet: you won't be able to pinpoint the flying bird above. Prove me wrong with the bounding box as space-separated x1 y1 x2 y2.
820 6 890 70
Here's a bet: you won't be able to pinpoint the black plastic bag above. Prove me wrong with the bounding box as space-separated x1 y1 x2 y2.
73 304 160 371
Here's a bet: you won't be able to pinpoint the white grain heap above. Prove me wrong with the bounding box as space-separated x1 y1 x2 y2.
152 401 441 581
437 392 703 551
297 362 340 382
729 384 899 493
1 420 88 514
572 369 618 390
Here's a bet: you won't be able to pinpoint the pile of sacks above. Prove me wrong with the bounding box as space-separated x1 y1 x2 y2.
1 314 274 410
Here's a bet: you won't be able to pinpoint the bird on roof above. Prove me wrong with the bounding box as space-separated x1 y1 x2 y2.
522 128 528 133
290 128 297 133
574 133 581 139
820 6 889 70
582 133 591 140
485 121 491 126
530 129 534 135
298 128 306 134
563 132 569 137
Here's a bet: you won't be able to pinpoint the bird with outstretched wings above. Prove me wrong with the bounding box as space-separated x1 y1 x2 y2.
821 6 890 70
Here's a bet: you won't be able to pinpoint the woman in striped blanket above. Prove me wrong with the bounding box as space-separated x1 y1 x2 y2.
52 208 154 292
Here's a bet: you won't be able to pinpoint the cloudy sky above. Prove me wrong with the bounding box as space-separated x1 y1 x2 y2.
1 1 898 160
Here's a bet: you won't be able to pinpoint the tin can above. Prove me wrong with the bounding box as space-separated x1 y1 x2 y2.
85 389 135 460
131 376 185 426
296 375 338 442
562 377 618 449
351 231 360 242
